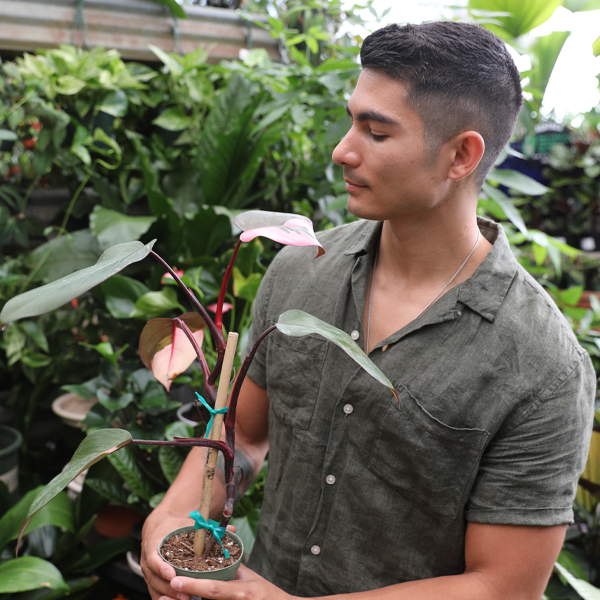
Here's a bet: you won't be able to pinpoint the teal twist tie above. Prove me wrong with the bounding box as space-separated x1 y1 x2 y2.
195 392 228 439
189 510 230 558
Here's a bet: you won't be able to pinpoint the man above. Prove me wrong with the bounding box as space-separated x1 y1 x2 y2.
141 21 595 600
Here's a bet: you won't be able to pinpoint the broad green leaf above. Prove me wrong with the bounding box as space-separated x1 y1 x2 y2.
148 45 184 76
100 274 151 319
134 287 183 319
525 31 570 98
159 446 185 484
234 210 324 257
0 557 68 593
97 389 135 411
165 421 193 440
72 145 91 166
468 0 561 38
61 377 99 401
90 205 156 250
68 536 134 573
20 350 53 368
233 268 262 302
139 312 206 391
27 229 100 284
554 562 600 599
276 310 397 400
84 478 129 505
481 183 528 234
1 240 155 326
152 107 192 131
563 0 600 11
0 129 17 141
55 75 85 95
20 321 49 353
230 509 260 556
96 90 128 118
486 169 549 195
0 488 74 552
107 445 154 501
19 430 132 547
149 0 188 19
560 285 584 306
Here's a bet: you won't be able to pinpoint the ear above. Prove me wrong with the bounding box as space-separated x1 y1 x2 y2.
447 131 485 182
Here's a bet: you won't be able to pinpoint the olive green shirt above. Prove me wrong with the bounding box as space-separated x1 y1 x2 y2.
244 217 595 596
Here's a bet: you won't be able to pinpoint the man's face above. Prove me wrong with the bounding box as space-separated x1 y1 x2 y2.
332 69 450 221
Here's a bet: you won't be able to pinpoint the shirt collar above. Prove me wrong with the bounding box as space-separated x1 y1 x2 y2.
342 217 518 322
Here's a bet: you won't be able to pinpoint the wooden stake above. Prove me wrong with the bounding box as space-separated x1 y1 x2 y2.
193 331 238 557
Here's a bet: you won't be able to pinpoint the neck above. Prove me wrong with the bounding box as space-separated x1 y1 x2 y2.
376 200 492 288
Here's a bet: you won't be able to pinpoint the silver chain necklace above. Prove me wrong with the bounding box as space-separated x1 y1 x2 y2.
365 229 481 354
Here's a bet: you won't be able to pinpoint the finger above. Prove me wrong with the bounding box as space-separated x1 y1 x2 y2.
171 576 237 599
226 524 237 533
142 551 182 600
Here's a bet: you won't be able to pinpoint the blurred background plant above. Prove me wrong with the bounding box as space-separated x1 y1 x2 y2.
0 0 600 597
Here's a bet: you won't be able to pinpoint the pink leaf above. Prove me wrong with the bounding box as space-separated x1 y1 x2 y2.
207 302 233 314
161 268 184 284
139 312 206 391
233 211 324 258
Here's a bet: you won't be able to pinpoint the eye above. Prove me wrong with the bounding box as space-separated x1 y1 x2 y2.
370 132 387 142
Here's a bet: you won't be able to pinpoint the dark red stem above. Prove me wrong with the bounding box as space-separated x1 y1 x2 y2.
150 250 225 352
175 317 216 404
131 437 234 462
224 325 277 453
215 239 241 332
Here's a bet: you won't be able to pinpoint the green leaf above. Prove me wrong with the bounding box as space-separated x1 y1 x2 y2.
20 350 53 368
69 536 134 573
486 169 549 195
61 378 99 401
96 90 128 118
152 107 192 131
90 205 156 251
159 446 185 484
554 562 600 599
97 389 135 411
149 0 188 19
134 287 183 319
0 557 68 593
148 45 184 76
481 183 528 234
233 268 262 302
593 34 600 57
563 0 600 11
0 488 74 552
1 239 155 326
72 145 91 166
55 75 86 95
276 310 397 400
560 285 584 306
100 274 151 319
27 230 101 284
19 321 49 353
468 0 562 38
84 478 129 505
18 430 132 546
230 509 260 556
107 445 154 501
0 129 17 141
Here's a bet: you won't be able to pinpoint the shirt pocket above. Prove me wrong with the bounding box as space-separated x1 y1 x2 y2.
266 335 328 430
368 385 489 520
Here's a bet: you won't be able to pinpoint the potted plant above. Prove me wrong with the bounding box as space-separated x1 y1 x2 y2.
3 209 397 580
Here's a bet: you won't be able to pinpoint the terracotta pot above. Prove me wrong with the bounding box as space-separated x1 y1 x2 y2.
159 526 244 583
51 392 97 428
95 505 146 539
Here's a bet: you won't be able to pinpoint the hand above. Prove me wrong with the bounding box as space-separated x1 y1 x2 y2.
141 511 194 600
168 563 295 600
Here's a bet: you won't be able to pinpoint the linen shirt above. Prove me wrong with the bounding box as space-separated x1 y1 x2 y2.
244 217 596 597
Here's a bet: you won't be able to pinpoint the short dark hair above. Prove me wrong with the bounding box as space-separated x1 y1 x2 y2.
360 21 523 187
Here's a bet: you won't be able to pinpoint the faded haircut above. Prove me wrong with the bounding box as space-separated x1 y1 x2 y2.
360 21 523 187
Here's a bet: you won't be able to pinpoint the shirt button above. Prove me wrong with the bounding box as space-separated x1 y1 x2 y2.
311 545 321 555
343 404 354 414
326 474 336 485
350 330 360 340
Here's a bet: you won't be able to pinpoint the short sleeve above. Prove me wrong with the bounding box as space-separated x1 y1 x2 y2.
465 351 596 526
242 252 279 390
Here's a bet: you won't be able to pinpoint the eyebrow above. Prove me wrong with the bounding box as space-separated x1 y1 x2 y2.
345 103 399 125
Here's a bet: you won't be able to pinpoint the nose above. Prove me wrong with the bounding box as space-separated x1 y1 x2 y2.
332 129 360 168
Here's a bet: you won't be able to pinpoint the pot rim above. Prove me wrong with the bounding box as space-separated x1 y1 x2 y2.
0 424 23 458
159 526 244 575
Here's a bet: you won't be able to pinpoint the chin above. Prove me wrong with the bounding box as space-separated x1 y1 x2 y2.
347 195 387 222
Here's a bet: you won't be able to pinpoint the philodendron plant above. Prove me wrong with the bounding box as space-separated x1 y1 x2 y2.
3 210 396 570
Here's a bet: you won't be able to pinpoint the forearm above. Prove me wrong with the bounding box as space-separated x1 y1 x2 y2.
321 572 509 600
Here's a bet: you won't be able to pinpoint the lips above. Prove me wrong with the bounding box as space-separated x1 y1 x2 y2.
343 170 369 189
